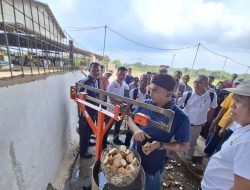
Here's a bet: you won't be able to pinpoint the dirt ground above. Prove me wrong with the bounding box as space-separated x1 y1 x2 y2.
161 158 200 190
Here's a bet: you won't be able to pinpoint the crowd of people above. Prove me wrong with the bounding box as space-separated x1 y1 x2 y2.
77 62 250 190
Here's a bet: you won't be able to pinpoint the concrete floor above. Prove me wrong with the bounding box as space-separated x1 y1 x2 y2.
64 132 128 190
64 146 95 190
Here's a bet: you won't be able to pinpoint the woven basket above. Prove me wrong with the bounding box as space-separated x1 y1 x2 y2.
100 146 141 187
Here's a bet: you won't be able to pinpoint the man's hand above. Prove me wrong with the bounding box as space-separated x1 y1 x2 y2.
209 119 218 132
218 128 226 138
176 91 183 98
142 141 160 155
133 129 151 142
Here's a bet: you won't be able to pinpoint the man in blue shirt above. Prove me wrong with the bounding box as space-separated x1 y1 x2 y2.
78 62 100 158
128 74 191 190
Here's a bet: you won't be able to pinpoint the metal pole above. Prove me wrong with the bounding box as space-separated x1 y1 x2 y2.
53 24 59 72
68 37 74 67
63 37 67 71
66 32 70 69
170 53 175 74
12 0 24 76
0 0 13 77
42 10 49 73
59 31 64 72
21 0 33 75
190 43 200 76
29 0 40 74
220 57 227 80
58 30 63 72
102 25 107 66
171 53 175 67
47 14 54 72
53 24 57 72
54 24 59 72
36 4 45 74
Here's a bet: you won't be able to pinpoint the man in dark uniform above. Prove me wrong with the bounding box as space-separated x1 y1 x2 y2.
128 74 191 190
78 62 100 158
125 68 134 85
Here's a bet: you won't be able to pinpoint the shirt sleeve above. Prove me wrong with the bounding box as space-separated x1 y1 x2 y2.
125 83 129 90
78 79 87 92
233 141 250 180
177 91 189 107
210 92 218 109
107 82 113 93
220 93 233 109
174 115 191 143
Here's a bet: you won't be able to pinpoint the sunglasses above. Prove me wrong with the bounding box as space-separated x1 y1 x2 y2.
194 80 206 84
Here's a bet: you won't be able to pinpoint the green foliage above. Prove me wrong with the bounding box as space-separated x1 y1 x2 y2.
110 59 250 80
112 59 122 68
134 62 143 67
102 55 110 68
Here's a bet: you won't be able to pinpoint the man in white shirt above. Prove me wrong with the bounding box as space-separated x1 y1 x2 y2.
178 75 217 159
129 74 149 110
105 67 129 145
201 80 250 190
125 74 149 146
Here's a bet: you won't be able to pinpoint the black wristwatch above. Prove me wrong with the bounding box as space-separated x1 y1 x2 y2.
159 142 165 149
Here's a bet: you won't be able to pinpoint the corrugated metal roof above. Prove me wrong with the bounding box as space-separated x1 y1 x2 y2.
33 0 66 38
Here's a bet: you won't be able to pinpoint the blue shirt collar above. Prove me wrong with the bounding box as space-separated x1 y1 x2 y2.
152 100 175 110
88 75 97 82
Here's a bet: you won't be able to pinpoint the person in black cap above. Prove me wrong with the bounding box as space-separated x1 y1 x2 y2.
128 74 191 190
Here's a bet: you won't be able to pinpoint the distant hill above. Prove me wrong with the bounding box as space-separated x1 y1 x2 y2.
110 59 249 80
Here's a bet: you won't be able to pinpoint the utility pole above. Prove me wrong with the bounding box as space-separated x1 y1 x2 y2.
190 43 200 76
171 53 175 68
170 53 175 74
102 25 107 68
220 57 227 80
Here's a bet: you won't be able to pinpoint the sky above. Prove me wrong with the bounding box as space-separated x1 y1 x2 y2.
42 0 250 74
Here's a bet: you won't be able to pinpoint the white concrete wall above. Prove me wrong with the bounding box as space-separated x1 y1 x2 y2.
0 71 84 190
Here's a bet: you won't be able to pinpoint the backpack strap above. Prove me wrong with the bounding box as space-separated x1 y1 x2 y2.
181 91 192 109
133 88 139 100
209 91 215 103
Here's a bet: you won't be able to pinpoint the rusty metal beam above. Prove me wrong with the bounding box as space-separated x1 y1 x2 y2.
77 83 175 122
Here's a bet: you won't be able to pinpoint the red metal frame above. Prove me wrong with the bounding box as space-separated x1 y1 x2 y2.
71 86 120 160
70 85 164 160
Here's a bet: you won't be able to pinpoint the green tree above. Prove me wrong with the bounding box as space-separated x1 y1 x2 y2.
112 59 122 68
134 62 143 67
102 55 110 69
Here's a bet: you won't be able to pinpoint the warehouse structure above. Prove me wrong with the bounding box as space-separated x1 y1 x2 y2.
0 0 103 77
